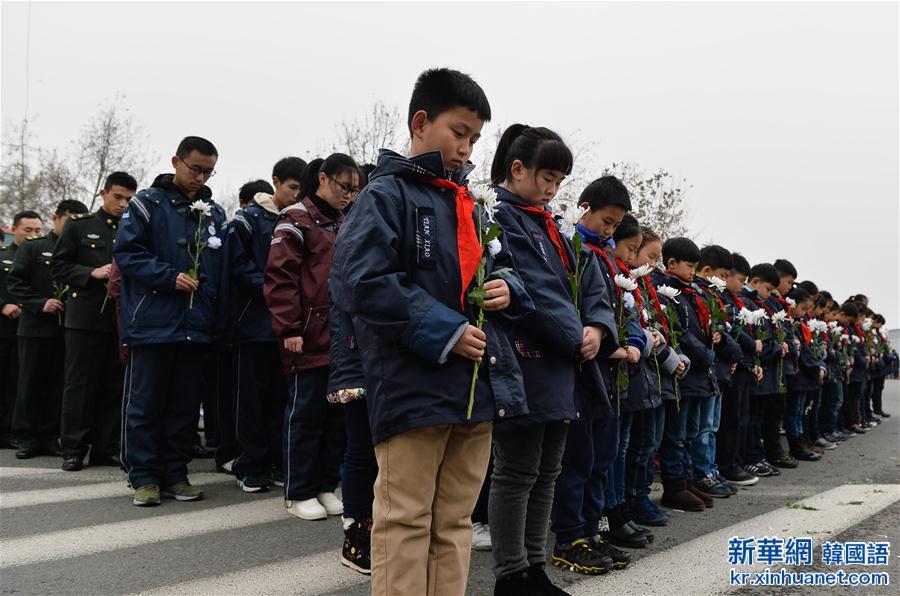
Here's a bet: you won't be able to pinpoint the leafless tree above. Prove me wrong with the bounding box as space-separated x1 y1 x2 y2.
601 161 691 241
332 100 404 166
0 119 50 225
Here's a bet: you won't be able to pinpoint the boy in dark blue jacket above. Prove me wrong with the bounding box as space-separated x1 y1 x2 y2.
331 68 531 596
693 245 743 497
115 136 227 506
226 157 306 493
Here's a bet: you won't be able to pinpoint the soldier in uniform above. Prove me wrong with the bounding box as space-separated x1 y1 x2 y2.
52 172 137 470
8 200 89 459
0 211 43 448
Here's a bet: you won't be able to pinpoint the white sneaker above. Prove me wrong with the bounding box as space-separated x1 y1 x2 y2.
815 437 837 450
472 522 492 551
317 491 344 516
285 498 327 520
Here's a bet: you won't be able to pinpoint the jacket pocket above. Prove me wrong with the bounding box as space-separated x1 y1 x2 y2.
514 338 544 359
131 292 181 329
301 304 331 354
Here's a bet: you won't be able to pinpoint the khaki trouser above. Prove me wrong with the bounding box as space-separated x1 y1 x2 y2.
371 422 492 596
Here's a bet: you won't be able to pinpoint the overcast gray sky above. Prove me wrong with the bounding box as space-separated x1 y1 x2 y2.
2 1 898 324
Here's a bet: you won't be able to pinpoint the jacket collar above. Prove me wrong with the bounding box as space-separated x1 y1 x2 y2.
369 149 476 186
151 173 213 204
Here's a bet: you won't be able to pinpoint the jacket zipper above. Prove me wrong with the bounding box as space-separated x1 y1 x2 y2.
237 298 252 322
301 308 313 334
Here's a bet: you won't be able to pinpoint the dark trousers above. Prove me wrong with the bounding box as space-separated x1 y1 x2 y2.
60 329 123 459
342 398 378 520
625 406 659 500
13 336 64 449
842 382 862 427
283 367 346 501
120 342 209 488
0 337 18 443
207 347 238 466
861 379 873 420
232 342 287 478
745 394 766 464
660 394 700 481
871 376 886 414
820 381 843 435
718 367 750 472
551 413 619 544
472 454 493 525
760 392 786 460
804 389 822 442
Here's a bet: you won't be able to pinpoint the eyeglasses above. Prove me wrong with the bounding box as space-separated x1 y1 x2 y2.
179 157 216 179
328 176 359 197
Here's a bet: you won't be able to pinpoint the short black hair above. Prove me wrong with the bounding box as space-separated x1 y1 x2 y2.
238 179 274 205
272 157 307 184
55 200 88 217
815 293 835 309
773 258 797 279
407 68 491 135
699 245 733 271
104 171 138 192
749 263 780 286
612 214 642 243
840 301 859 318
490 125 573 185
817 290 833 303
786 285 812 304
580 175 632 212
797 280 818 296
731 252 751 277
300 153 359 199
13 210 42 226
359 163 376 189
873 313 885 324
639 225 660 248
662 237 700 264
176 136 218 159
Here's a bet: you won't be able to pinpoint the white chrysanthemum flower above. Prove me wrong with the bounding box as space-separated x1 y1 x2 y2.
614 274 638 292
851 335 860 343
737 308 756 326
751 310 769 324
708 276 727 292
629 264 655 279
785 297 797 308
656 284 681 299
190 200 212 217
487 238 502 257
771 311 788 325
469 183 499 223
623 292 635 309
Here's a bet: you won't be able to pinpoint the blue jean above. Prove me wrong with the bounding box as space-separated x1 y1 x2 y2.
691 393 721 479
660 394 700 481
820 381 843 435
603 411 632 510
283 367 346 501
342 399 378 520
625 406 658 499
784 389 807 438
551 413 619 544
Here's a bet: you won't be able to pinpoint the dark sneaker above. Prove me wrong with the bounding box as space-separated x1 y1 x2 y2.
493 568 543 596
849 424 867 434
133 484 161 506
552 539 613 575
238 475 270 493
760 460 781 476
876 411 891 418
529 564 570 595
694 476 732 498
714 472 739 495
341 517 372 575
161 480 203 501
590 535 631 569
15 445 37 459
815 437 837 450
724 467 759 486
771 454 798 469
744 462 771 477
61 456 84 471
629 497 669 527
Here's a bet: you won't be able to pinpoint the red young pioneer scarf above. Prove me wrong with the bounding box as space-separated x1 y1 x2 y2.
418 176 481 309
613 257 646 326
511 204 572 274
799 320 812 344
666 270 710 335
642 276 670 339
591 243 620 296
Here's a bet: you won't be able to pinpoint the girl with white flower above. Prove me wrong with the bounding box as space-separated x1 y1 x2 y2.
487 124 616 592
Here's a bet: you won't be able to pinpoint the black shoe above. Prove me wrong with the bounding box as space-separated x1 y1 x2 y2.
849 424 868 434
626 521 654 544
238 475 270 493
90 455 122 467
694 476 732 498
723 467 760 486
61 456 84 471
771 454 798 469
15 445 37 459
494 568 543 595
876 411 891 418
341 518 372 575
601 508 648 549
552 539 612 575
191 444 214 459
590 535 631 569
529 564 570 595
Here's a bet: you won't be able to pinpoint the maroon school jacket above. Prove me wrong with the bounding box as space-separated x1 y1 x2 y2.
263 197 341 375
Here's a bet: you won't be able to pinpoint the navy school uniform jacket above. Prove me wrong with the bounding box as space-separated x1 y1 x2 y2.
493 187 616 427
651 270 718 398
225 195 279 345
767 294 800 383
636 275 689 404
722 289 759 373
694 277 742 388
331 150 534 446
327 240 365 396
848 324 868 384
114 174 227 346
786 317 826 392
739 288 783 396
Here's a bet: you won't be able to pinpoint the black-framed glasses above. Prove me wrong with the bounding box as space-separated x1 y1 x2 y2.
179 157 216 179
328 176 359 197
